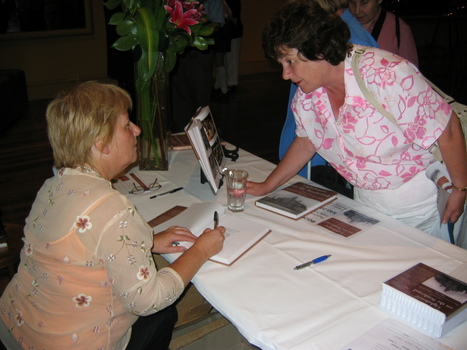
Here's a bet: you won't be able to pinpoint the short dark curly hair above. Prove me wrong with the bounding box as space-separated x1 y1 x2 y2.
262 1 352 66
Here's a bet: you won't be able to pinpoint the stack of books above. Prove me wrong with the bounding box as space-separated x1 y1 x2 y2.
380 263 467 337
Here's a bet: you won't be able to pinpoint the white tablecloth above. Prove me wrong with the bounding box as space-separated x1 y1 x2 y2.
123 147 467 350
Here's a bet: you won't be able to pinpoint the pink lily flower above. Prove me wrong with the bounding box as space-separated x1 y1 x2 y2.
164 1 199 35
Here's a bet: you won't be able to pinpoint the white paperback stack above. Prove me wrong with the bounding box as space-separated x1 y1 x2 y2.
379 263 467 337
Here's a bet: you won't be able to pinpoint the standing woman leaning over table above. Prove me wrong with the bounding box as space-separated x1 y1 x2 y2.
246 1 467 247
0 81 225 350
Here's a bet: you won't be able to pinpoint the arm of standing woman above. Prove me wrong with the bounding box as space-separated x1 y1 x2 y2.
437 112 467 224
246 136 316 196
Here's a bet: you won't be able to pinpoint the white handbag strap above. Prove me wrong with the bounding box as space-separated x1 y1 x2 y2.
351 48 398 125
351 48 443 161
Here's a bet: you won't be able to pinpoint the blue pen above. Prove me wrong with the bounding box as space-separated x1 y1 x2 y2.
294 255 331 270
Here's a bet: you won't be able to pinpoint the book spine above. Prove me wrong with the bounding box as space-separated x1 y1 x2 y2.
381 284 446 324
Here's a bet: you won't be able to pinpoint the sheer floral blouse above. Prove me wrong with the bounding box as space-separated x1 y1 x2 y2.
0 167 184 349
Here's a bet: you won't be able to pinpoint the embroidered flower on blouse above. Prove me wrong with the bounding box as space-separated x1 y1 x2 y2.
137 265 150 281
57 276 64 285
75 215 92 233
25 242 33 256
82 190 90 197
63 256 70 263
15 310 24 326
119 220 128 229
128 255 137 266
73 294 92 308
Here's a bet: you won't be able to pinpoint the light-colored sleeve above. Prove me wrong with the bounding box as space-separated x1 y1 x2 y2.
91 194 185 316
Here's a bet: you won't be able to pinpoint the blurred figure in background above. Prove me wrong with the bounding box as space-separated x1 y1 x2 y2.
224 0 243 93
349 0 419 66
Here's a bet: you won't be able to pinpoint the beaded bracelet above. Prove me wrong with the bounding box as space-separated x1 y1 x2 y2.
452 183 467 192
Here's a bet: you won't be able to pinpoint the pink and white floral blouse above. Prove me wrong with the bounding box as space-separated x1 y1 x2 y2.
293 45 452 190
0 168 184 349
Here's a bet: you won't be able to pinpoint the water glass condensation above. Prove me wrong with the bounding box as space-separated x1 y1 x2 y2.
225 169 248 212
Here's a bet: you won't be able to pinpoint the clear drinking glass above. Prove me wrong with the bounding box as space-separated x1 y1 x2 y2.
225 169 248 212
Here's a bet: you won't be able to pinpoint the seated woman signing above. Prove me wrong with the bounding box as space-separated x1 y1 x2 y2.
0 81 225 350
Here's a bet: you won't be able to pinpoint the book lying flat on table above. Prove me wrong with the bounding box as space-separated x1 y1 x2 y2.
380 262 467 337
255 182 338 219
151 202 271 266
185 106 226 194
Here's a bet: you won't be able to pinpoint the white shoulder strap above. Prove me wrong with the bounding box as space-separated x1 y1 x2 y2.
351 49 398 125
351 48 443 161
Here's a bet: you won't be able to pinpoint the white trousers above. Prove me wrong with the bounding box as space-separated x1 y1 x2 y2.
354 171 466 248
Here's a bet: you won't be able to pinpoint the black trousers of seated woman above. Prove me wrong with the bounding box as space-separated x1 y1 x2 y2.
126 304 178 350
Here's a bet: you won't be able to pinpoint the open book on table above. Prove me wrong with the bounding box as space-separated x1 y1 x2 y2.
185 106 226 194
151 202 271 266
256 182 338 220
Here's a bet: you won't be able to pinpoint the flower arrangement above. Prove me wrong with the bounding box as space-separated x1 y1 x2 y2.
103 0 215 169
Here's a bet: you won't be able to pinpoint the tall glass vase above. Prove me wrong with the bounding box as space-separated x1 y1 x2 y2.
135 52 170 171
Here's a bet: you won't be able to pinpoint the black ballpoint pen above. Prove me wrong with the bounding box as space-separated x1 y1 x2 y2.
150 187 183 199
294 255 331 270
214 211 219 229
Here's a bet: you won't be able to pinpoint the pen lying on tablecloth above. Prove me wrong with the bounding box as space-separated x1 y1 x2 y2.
294 255 331 270
150 187 183 199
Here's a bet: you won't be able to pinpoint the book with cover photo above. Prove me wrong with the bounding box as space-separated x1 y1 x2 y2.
151 202 271 266
380 262 467 337
255 182 338 219
185 106 226 194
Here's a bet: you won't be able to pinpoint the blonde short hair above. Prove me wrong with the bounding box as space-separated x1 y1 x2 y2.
46 81 132 168
317 0 349 13
289 0 349 13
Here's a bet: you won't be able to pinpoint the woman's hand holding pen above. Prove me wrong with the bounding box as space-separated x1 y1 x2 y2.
191 226 226 260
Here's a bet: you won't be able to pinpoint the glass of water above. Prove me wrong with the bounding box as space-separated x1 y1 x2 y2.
225 169 248 212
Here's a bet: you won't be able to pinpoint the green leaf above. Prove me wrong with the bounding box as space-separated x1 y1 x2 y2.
108 12 126 25
173 35 190 53
165 48 177 73
116 19 135 36
192 36 213 50
135 8 159 67
104 0 122 11
193 24 214 37
112 35 138 51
